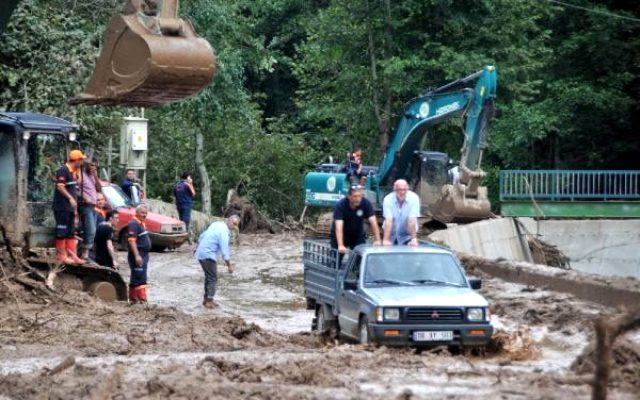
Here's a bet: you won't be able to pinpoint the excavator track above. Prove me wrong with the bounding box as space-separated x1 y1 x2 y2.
304 212 333 240
27 257 128 302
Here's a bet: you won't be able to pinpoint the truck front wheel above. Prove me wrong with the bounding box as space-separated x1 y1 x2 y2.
358 316 371 344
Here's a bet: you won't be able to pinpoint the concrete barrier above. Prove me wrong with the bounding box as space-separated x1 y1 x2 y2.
518 218 640 279
429 218 532 262
430 217 640 279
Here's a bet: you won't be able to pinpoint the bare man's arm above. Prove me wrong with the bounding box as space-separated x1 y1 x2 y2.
107 240 118 268
368 216 381 245
382 218 393 246
128 239 143 267
187 182 196 196
335 220 347 254
407 217 418 247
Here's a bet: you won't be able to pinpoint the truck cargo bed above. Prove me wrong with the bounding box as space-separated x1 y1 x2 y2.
303 239 341 309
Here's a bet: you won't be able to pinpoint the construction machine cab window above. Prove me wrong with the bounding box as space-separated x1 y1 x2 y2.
27 133 68 203
0 134 14 206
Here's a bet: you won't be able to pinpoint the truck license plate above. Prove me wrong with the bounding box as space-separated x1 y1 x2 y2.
412 331 453 342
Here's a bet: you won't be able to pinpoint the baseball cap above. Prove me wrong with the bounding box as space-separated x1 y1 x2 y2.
68 149 86 161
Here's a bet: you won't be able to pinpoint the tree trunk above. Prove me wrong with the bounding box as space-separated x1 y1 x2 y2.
592 308 640 400
195 132 211 215
366 0 390 150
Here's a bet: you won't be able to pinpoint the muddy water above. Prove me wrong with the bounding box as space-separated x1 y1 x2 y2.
1 232 638 399
145 232 312 333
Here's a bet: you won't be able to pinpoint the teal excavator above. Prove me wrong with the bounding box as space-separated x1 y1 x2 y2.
304 66 497 229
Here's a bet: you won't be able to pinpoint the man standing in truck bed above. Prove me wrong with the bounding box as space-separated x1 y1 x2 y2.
330 185 381 254
382 179 420 247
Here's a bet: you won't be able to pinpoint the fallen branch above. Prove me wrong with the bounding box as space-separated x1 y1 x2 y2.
42 355 76 376
592 308 640 400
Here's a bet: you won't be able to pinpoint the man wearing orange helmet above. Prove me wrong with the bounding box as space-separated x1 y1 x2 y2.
52 149 86 265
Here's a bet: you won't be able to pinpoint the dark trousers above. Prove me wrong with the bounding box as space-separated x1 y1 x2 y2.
177 205 192 231
199 259 218 299
128 251 149 287
54 210 75 238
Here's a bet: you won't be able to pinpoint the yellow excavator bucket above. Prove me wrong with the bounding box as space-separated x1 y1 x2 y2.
71 0 215 107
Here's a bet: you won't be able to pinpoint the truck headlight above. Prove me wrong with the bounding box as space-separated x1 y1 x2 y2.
384 308 400 321
375 308 400 322
467 308 484 321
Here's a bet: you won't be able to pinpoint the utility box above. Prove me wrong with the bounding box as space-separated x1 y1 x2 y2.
119 116 148 170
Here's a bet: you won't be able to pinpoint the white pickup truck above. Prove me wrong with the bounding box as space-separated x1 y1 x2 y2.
303 240 493 348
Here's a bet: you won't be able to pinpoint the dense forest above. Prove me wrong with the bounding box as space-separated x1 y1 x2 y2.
1 0 639 219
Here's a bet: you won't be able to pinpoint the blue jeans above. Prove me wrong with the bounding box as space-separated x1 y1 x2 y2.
177 205 192 231
80 204 97 251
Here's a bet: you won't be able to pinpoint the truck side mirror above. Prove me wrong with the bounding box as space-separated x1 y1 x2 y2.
469 278 482 290
344 280 357 291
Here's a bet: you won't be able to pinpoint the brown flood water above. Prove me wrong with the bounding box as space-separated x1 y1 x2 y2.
0 233 637 399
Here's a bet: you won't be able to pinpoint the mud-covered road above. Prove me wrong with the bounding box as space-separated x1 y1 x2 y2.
0 233 638 399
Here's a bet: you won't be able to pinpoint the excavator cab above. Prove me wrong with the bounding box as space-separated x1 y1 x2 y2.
71 0 216 106
0 113 128 301
411 151 449 215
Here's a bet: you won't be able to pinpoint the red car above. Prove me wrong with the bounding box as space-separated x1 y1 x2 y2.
101 183 188 251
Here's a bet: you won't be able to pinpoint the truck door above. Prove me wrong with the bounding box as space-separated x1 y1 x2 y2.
338 252 363 338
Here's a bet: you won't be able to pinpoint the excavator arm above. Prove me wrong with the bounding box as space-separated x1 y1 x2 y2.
376 66 497 188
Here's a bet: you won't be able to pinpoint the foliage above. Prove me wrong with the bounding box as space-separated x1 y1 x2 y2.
1 0 639 219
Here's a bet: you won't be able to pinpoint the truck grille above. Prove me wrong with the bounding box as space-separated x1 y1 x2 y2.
405 308 463 322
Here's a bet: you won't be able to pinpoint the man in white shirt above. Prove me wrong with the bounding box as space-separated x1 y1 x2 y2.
382 179 420 247
195 215 240 308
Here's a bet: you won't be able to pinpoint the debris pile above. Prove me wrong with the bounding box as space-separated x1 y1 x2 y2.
224 189 275 233
528 237 571 269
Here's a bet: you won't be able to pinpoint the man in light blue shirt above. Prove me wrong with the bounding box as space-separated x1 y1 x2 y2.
382 179 420 246
195 215 240 308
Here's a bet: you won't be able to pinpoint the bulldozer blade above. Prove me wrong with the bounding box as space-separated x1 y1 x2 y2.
70 8 215 107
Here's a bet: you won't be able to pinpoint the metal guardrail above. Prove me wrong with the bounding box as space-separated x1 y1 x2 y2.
500 170 640 201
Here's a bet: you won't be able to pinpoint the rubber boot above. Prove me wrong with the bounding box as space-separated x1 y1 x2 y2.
65 238 85 265
128 287 138 304
137 285 148 303
55 239 72 264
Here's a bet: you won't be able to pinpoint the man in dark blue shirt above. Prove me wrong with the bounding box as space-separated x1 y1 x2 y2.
52 149 86 265
94 210 119 269
121 169 142 201
330 186 382 254
127 204 152 303
173 172 196 232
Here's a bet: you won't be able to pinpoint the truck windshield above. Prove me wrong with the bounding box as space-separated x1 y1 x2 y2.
364 253 466 287
102 184 132 209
